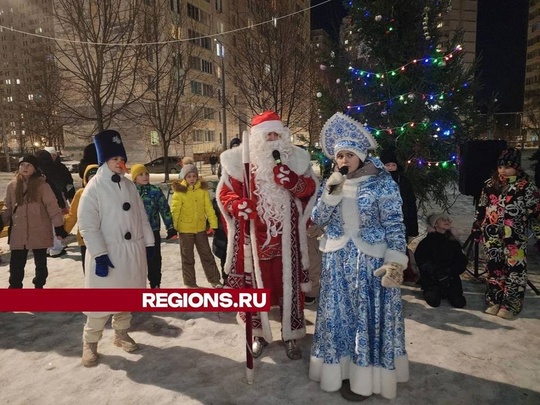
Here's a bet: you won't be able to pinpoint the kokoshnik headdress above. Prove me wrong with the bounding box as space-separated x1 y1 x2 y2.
320 112 378 162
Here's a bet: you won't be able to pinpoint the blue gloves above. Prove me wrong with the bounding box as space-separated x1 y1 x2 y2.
95 254 115 277
146 246 155 261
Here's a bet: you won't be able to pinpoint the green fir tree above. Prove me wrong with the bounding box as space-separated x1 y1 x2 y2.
326 0 484 209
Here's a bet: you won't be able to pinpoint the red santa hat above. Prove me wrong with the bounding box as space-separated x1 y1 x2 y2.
250 111 285 135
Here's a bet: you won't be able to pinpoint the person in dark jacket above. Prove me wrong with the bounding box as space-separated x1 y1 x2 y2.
37 150 70 258
209 154 218 175
211 197 228 283
36 150 67 211
44 146 75 201
380 148 419 282
415 213 467 308
78 142 98 180
379 149 419 238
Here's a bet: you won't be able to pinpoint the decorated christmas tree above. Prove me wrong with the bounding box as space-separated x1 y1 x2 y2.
320 0 484 208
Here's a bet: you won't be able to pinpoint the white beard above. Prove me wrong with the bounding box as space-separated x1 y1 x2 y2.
250 134 294 247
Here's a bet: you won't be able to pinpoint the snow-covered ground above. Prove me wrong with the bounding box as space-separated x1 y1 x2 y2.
0 157 539 404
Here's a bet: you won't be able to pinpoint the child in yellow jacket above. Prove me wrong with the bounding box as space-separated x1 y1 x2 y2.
170 164 222 288
63 164 98 273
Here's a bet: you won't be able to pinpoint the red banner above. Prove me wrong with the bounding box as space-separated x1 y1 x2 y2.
0 289 271 312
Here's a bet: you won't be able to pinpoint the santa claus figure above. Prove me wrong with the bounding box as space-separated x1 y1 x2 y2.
217 111 318 360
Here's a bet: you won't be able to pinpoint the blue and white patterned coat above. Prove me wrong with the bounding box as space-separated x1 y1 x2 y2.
309 157 409 400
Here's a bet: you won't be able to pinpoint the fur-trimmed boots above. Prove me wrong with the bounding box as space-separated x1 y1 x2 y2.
113 329 138 352
82 341 98 367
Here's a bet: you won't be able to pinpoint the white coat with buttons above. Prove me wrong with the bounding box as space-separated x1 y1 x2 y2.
78 163 154 316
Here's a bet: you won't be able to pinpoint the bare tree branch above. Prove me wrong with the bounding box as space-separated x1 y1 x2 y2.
52 0 147 133
226 0 314 136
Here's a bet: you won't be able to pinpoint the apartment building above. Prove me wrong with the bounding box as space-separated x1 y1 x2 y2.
0 0 314 164
311 28 333 65
341 1 477 66
524 0 540 144
0 0 56 156
440 0 477 68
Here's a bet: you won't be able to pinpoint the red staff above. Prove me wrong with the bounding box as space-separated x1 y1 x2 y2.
241 131 254 384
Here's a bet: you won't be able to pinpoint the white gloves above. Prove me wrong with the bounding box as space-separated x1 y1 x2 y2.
374 262 405 288
326 171 346 195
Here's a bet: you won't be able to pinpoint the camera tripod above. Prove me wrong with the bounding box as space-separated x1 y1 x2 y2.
462 233 539 295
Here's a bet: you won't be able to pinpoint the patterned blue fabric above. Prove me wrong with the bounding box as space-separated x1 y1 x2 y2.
320 112 377 159
311 159 407 372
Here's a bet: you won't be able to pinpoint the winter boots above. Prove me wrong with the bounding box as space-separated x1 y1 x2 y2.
496 308 516 320
82 341 98 367
423 290 441 308
252 337 268 358
484 304 500 315
284 339 302 360
113 329 139 352
81 330 138 367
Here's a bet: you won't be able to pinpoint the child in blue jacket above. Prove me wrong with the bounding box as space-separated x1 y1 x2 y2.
130 164 177 288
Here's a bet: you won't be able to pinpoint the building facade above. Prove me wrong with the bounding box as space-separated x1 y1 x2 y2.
0 0 315 165
524 0 540 145
0 0 57 158
441 0 477 68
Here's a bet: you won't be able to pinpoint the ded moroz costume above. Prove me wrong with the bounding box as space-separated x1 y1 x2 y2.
216 111 318 359
309 112 409 400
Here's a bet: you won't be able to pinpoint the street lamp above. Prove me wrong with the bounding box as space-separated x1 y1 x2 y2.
215 38 227 151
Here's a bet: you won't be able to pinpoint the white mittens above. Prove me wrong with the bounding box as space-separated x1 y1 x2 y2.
326 171 346 195
374 262 405 288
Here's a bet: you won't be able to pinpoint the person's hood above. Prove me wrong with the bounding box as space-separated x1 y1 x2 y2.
83 164 99 186
36 150 54 166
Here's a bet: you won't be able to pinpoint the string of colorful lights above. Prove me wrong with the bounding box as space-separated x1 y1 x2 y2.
348 45 462 80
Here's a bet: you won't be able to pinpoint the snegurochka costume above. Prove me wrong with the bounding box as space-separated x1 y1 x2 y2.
309 112 409 400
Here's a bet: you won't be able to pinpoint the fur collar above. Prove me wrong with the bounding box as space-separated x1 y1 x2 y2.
171 178 208 193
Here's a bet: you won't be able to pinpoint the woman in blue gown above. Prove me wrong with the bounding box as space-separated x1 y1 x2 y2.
309 112 409 401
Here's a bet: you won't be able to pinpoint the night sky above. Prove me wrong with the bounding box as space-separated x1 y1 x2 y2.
310 0 530 113
476 0 529 113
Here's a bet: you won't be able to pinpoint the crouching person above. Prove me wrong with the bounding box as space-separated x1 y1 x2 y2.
78 130 155 367
414 213 467 308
